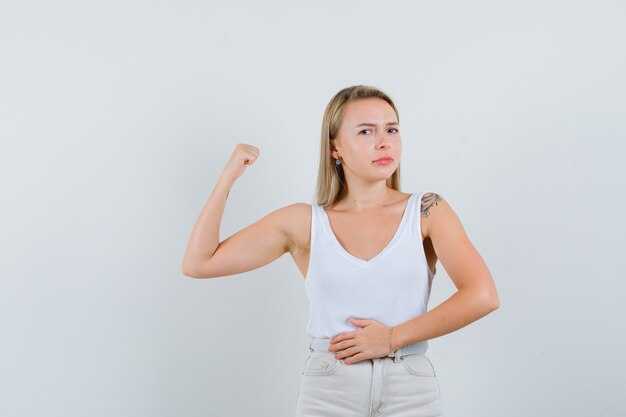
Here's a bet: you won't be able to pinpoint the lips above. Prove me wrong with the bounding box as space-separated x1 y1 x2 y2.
373 157 394 163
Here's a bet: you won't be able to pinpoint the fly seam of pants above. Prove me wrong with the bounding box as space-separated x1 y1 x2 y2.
381 358 389 413
369 359 375 415
369 358 388 416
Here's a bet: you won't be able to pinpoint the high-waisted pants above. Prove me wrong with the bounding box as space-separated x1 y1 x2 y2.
295 337 445 417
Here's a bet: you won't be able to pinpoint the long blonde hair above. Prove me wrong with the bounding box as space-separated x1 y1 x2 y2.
314 85 401 207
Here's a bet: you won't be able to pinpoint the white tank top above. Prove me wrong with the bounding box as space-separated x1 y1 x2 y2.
304 191 436 338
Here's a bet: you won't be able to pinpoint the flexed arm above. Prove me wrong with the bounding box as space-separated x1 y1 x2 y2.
181 144 292 279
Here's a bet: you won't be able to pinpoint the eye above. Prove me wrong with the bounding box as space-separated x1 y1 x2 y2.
359 129 372 135
389 128 399 133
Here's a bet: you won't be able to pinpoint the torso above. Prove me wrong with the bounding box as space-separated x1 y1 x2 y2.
286 192 439 280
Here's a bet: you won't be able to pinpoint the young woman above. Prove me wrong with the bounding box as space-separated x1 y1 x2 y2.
182 85 499 417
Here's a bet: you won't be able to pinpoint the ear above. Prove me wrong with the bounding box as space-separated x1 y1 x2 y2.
329 139 340 159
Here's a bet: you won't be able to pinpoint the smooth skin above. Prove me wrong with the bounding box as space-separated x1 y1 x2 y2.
182 98 499 365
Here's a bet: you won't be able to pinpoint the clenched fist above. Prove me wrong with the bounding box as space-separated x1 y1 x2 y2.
220 143 260 182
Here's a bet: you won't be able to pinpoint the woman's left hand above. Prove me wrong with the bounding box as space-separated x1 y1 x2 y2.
328 317 392 365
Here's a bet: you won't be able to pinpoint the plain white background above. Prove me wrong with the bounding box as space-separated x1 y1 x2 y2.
1 1 624 416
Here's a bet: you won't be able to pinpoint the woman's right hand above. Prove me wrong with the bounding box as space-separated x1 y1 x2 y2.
220 143 260 182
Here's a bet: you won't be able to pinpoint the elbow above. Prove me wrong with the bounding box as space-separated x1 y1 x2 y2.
492 293 500 310
467 287 499 313
182 263 218 279
460 284 500 311
181 266 198 278
181 263 205 279
181 254 212 279
485 292 500 312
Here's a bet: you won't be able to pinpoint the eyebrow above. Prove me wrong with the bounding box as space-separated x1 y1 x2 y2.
354 122 399 129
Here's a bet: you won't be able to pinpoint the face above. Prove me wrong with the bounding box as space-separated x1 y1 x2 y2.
331 98 402 183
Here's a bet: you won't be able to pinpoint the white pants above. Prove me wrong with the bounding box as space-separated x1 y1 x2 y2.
295 339 445 417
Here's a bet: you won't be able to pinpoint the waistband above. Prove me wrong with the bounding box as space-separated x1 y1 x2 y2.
309 336 429 363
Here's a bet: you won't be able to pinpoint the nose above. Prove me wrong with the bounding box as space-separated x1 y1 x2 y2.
375 134 391 149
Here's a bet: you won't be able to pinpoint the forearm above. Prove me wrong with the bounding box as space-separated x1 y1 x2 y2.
181 175 234 273
392 288 498 350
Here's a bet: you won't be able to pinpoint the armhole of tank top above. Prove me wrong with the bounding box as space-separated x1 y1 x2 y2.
306 204 316 284
417 191 437 278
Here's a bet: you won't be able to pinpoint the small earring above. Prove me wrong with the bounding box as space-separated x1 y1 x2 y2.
335 158 341 165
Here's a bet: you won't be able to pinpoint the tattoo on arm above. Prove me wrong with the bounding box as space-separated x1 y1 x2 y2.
420 192 441 217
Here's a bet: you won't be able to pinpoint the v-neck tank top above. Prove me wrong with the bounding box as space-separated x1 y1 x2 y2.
304 191 436 339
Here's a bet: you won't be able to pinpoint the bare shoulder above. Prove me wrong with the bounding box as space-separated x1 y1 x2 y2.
420 191 471 255
420 192 443 218
268 202 312 253
419 192 449 237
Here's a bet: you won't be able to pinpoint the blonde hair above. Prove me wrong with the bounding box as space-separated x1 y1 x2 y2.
314 85 401 207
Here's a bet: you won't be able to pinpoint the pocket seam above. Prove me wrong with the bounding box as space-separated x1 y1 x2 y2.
424 354 437 378
302 352 343 376
402 354 436 377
